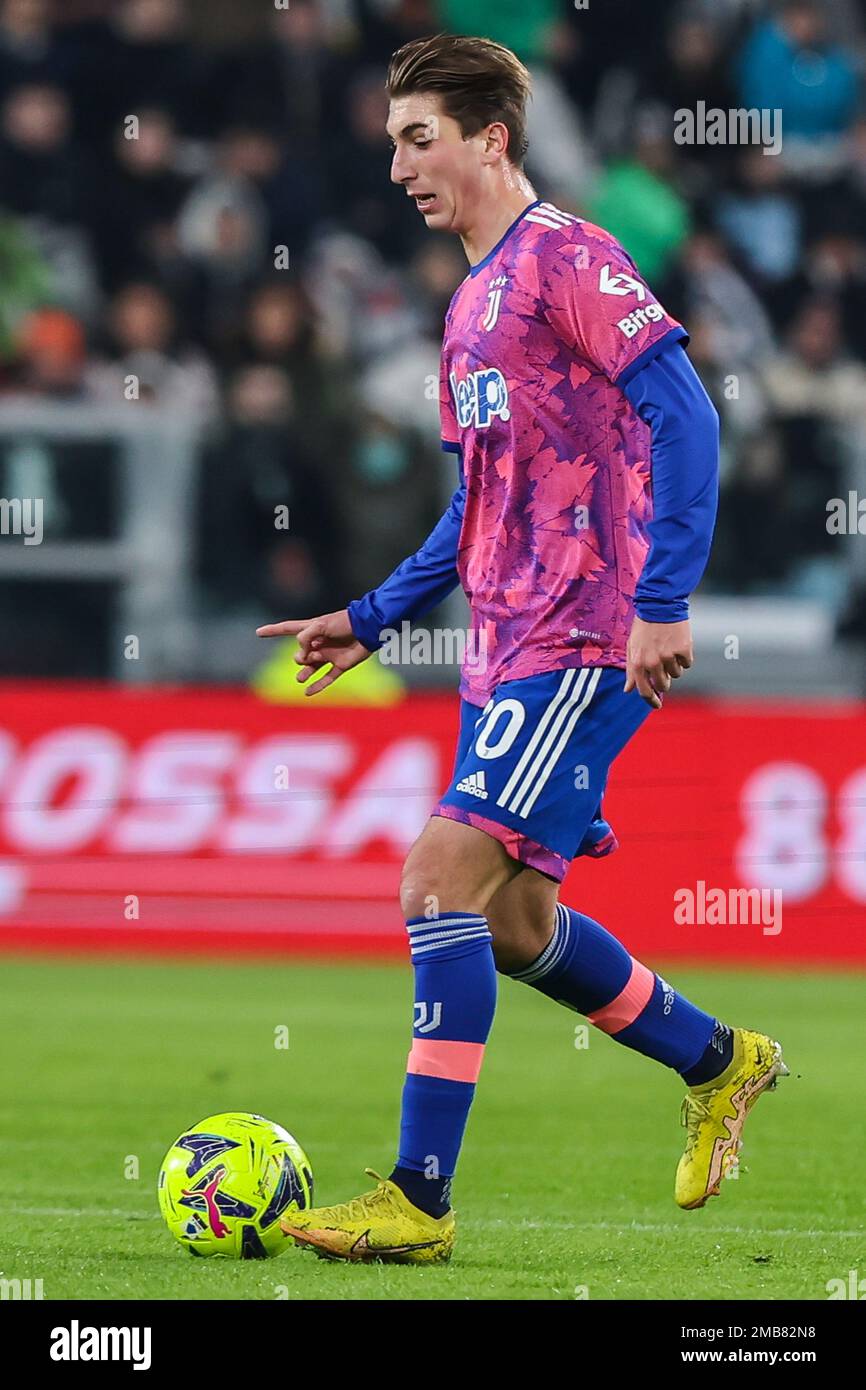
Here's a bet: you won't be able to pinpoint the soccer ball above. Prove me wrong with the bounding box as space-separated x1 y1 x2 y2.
157 1111 314 1259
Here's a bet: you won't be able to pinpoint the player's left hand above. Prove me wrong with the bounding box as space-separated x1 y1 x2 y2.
624 617 693 710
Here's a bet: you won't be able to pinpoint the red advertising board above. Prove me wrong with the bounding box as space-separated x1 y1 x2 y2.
0 682 861 963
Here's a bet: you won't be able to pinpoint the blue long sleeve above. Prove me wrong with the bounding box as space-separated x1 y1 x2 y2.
623 343 719 623
347 451 465 651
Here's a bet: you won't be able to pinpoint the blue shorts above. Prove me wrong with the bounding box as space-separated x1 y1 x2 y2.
434 667 650 881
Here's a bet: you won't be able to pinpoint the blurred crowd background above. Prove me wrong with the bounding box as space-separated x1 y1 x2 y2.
1 0 866 685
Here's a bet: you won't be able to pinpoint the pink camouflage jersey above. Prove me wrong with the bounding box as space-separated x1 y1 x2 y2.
440 198 688 707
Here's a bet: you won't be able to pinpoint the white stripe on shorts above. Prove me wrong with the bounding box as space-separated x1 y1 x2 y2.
496 670 582 813
502 670 597 817
518 667 603 818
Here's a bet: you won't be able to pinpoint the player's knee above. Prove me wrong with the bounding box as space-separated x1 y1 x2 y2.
398 855 489 921
399 840 454 918
399 865 437 922
399 819 511 920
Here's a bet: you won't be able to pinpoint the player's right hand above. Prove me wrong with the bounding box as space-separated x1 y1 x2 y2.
255 609 371 696
624 615 693 710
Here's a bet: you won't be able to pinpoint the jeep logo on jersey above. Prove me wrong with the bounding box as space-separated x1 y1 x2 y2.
450 368 511 429
617 302 666 338
599 264 646 301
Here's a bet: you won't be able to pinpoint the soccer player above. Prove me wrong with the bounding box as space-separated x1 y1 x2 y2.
257 34 786 1264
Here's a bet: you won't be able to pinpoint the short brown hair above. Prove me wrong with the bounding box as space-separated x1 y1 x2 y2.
386 34 531 167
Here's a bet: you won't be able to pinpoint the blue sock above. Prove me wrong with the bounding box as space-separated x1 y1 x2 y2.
390 912 496 1218
509 903 728 1077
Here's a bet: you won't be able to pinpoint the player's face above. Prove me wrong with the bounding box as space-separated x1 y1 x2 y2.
387 93 485 235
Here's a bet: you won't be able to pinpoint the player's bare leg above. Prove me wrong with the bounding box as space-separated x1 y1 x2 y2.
399 814 522 920
485 866 558 972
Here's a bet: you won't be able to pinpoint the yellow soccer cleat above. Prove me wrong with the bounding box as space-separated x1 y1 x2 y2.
676 1028 788 1210
280 1169 455 1263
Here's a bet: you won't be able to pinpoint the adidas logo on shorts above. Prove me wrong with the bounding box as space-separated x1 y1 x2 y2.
456 770 488 799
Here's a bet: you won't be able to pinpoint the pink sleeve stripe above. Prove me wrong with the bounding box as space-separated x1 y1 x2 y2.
587 959 655 1035
407 1038 485 1084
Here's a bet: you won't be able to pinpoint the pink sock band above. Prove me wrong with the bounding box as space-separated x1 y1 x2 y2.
407 1038 486 1084
587 958 655 1035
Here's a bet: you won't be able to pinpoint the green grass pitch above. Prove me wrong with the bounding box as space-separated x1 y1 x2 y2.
0 954 862 1301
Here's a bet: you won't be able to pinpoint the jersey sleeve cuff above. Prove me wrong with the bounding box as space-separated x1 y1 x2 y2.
613 326 690 389
634 597 690 623
347 597 384 651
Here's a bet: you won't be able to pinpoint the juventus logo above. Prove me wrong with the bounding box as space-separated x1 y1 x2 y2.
481 274 508 331
414 1001 443 1033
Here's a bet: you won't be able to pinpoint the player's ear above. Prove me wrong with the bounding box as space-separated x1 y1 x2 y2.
481 121 509 163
